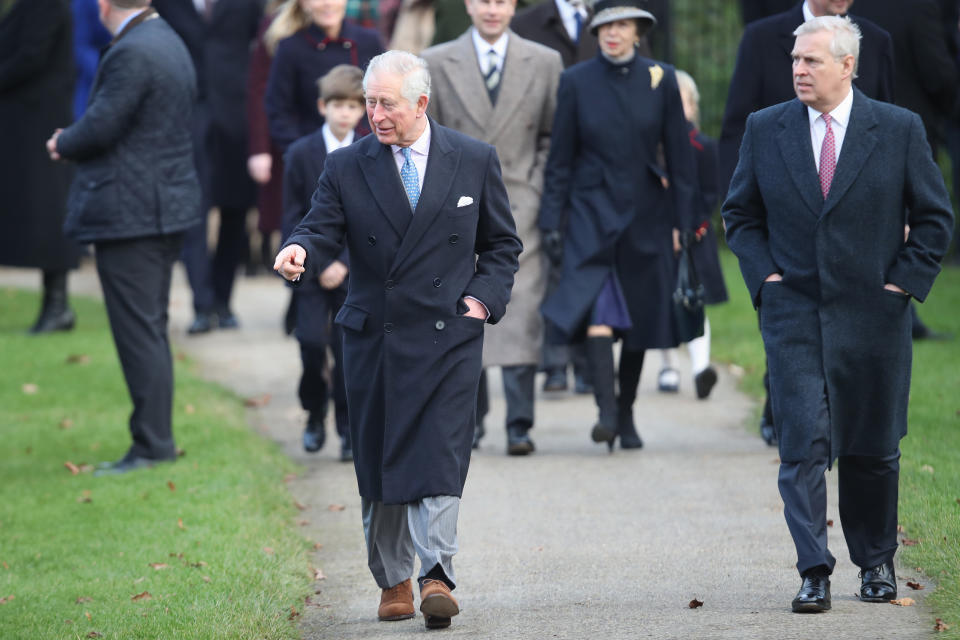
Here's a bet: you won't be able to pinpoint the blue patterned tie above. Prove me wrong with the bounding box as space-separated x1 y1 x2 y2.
400 147 420 211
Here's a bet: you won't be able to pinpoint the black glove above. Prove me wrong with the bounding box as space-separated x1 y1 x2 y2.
542 229 564 266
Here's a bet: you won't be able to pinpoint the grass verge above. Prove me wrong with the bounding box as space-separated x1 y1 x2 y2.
0 288 312 639
710 249 960 636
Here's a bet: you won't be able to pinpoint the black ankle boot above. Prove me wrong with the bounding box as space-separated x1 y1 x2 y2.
585 336 617 449
616 349 644 449
29 270 75 334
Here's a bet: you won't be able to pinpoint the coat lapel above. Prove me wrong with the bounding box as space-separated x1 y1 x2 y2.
357 136 412 238
776 99 822 217
486 32 532 141
820 89 878 218
442 32 494 128
391 120 459 272
777 6 803 58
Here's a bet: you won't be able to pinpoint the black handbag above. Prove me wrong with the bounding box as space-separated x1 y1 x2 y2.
672 232 706 343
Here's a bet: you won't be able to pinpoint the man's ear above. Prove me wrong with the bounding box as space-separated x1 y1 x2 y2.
841 54 856 80
416 95 429 117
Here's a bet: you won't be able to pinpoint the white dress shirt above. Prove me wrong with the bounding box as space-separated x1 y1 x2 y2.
802 1 816 21
390 117 430 194
322 124 354 154
554 0 588 42
807 87 853 172
471 28 509 76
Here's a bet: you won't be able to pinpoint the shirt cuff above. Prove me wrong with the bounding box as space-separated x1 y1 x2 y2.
464 296 490 320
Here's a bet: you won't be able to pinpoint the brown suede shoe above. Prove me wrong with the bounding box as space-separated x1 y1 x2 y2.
419 579 459 629
378 578 415 621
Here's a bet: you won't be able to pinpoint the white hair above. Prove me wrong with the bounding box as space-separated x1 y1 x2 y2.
794 15 861 77
363 50 431 105
675 69 700 126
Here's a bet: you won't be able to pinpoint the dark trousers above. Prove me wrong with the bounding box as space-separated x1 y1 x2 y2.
475 364 536 431
211 206 248 310
778 387 900 575
181 219 215 313
95 233 183 461
299 331 349 441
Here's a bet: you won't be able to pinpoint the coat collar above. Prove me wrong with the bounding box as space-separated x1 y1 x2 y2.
440 32 495 129
776 4 804 58
109 7 157 47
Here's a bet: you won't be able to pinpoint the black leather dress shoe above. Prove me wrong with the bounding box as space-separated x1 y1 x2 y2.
860 561 897 602
573 372 593 395
542 369 568 392
506 425 534 456
187 312 216 335
694 366 718 400
339 441 353 463
216 309 240 330
94 455 172 477
792 571 831 613
760 417 777 446
303 414 325 453
29 307 76 334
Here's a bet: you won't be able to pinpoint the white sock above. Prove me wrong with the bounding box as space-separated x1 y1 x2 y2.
688 317 711 375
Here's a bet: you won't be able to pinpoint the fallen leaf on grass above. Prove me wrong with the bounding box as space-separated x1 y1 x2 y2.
189 561 208 568
921 465 935 474
2 562 8 569
22 383 38 394
955 499 960 506
891 598 916 607
243 394 271 408
84 611 92 620
327 504 345 512
59 419 74 430
826 519 834 527
283 474 296 483
897 524 906 533
149 563 169 570
297 520 310 527
263 547 274 555
177 518 185 530
66 354 90 365
131 591 152 601
0 595 14 604
75 597 92 604
167 481 176 492
86 632 102 638
906 581 924 590
184 404 195 415
64 461 80 475
935 618 950 632
77 491 92 504
133 577 145 585
312 543 323 551
202 576 211 583
288 606 300 620
689 599 704 609
902 537 920 546
64 619 72 624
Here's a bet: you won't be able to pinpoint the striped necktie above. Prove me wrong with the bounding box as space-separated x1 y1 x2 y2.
400 147 420 211
484 49 500 93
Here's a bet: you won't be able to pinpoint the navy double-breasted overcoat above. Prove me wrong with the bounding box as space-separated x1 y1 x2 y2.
723 90 953 463
285 121 521 503
538 52 696 350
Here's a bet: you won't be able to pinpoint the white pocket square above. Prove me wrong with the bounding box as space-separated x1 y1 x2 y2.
456 196 474 207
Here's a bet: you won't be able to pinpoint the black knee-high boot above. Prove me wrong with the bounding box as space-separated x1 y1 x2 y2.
585 335 617 449
616 349 644 449
30 269 75 334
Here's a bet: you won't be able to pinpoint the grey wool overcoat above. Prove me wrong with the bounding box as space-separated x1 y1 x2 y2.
723 89 953 463
421 31 562 367
284 121 521 503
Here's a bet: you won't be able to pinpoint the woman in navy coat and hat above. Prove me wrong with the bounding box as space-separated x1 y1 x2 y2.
539 0 696 450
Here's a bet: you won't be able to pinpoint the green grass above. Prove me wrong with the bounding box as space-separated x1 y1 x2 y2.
0 288 312 639
712 249 960 636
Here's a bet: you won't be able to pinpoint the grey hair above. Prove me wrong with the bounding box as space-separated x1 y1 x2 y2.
675 69 700 126
363 50 431 105
793 15 861 78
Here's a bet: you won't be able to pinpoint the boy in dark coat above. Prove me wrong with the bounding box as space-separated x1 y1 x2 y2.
282 65 366 461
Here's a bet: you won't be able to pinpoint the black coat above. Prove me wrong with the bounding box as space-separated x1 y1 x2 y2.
57 11 202 243
285 122 521 503
718 3 894 194
539 53 697 350
265 22 383 151
152 0 264 211
723 90 954 462
739 0 796 24
282 129 350 347
851 0 959 148
686 124 727 305
0 0 80 270
510 0 598 69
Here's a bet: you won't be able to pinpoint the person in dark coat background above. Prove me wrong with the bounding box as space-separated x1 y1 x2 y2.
282 64 366 462
723 16 953 612
538 0 696 451
511 0 598 69
740 0 795 25
718 0 895 446
0 0 81 334
276 51 521 629
72 0 112 120
265 0 384 152
47 0 202 474
153 0 264 334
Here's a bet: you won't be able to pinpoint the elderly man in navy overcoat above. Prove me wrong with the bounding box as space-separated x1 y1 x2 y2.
723 16 953 613
275 51 520 629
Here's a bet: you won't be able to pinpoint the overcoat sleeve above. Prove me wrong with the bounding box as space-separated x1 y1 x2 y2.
0 0 66 92
538 71 578 232
464 146 523 324
874 28 895 104
283 152 345 282
281 143 308 242
57 46 149 161
910 0 958 113
718 27 763 196
885 113 954 301
530 52 563 195
265 38 302 151
721 112 779 308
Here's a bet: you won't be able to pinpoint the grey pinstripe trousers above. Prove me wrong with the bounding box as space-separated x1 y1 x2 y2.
361 496 460 590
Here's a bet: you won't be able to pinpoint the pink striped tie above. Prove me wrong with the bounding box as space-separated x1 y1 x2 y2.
819 113 836 199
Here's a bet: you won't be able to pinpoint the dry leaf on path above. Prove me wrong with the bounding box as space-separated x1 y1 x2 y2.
313 543 323 550
294 501 307 511
283 473 296 483
314 568 326 581
327 504 345 512
243 394 271 408
297 520 310 526
131 591 152 601
891 597 916 607
64 461 80 475
906 581 924 590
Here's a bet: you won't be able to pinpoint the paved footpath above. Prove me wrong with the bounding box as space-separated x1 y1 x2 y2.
2 264 936 639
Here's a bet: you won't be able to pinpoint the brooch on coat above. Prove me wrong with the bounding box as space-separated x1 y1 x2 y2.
649 64 663 89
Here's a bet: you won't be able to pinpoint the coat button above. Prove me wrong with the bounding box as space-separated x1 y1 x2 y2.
448 234 458 244
384 322 393 333
317 43 326 50
344 40 352 49
367 235 376 246
385 279 395 290
435 320 445 331
433 278 442 288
